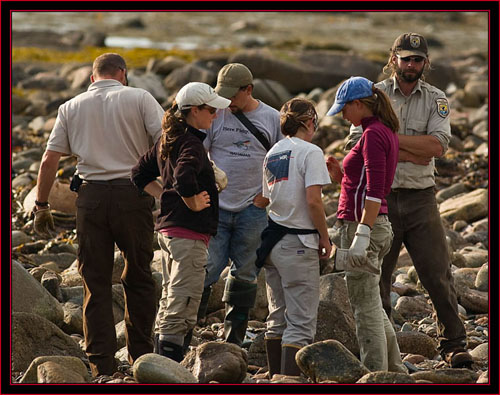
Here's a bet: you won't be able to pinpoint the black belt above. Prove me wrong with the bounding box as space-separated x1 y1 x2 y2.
83 178 132 186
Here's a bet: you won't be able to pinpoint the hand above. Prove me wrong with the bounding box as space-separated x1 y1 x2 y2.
33 206 56 238
210 160 228 192
348 223 371 266
326 156 343 183
252 193 269 208
318 235 333 259
185 191 211 212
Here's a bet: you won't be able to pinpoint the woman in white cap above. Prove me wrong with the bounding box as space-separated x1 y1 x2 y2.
131 82 230 362
326 76 406 373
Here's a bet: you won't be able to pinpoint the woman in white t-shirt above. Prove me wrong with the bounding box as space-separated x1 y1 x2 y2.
258 98 331 377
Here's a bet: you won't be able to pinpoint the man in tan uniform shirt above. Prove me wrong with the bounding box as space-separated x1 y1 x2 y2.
34 53 164 376
347 33 473 369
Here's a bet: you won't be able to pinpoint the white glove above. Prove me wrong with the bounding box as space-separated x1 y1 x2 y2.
210 160 227 192
348 223 371 267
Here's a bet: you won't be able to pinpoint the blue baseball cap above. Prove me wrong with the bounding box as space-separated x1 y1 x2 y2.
326 77 374 116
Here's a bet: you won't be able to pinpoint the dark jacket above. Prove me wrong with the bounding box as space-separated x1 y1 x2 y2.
131 125 219 235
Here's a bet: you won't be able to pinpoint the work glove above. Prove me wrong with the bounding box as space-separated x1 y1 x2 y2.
211 160 227 192
348 223 371 267
33 206 56 238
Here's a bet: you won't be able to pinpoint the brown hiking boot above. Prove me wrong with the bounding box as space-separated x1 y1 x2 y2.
443 349 474 368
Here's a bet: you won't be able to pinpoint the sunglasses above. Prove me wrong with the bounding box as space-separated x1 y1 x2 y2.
200 105 217 114
397 55 425 63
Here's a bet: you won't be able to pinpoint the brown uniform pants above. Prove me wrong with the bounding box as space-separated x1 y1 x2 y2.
76 181 156 376
380 187 467 355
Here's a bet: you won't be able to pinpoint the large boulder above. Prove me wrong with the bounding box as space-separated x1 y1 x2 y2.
20 356 89 383
12 260 64 326
296 340 369 383
439 189 488 223
12 312 86 372
133 353 197 383
314 273 359 355
182 342 247 383
23 179 77 215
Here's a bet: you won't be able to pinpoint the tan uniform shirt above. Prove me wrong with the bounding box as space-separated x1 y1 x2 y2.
47 79 164 180
348 77 451 189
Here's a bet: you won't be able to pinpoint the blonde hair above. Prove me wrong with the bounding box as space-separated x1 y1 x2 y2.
358 86 400 133
280 98 317 137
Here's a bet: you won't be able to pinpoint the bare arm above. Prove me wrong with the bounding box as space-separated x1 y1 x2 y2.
326 156 343 183
143 179 163 199
398 149 432 165
306 185 332 259
398 134 443 158
359 199 381 229
36 150 63 205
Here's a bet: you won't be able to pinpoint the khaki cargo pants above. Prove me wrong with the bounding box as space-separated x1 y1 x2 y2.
333 215 406 372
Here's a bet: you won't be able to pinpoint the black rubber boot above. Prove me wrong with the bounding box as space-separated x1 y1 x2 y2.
222 276 257 347
183 329 193 355
281 345 302 376
158 340 184 363
196 286 212 323
265 338 282 379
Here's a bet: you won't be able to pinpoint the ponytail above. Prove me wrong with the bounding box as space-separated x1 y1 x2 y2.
159 101 189 160
359 87 400 133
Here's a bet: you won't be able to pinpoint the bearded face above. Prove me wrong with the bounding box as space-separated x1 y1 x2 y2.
394 57 425 83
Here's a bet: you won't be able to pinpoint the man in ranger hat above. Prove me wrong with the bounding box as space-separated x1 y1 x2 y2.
196 63 283 348
345 33 473 369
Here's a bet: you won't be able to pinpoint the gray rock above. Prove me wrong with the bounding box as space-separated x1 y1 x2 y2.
182 342 247 383
436 183 469 203
250 269 268 321
314 273 359 356
395 331 438 359
356 371 416 383
115 320 126 350
469 342 488 361
252 78 293 110
12 230 32 247
439 188 488 223
20 356 89 383
247 331 267 367
133 353 197 383
19 72 68 91
146 56 187 76
464 79 488 101
69 65 92 90
163 64 216 92
475 264 488 291
453 267 480 291
12 94 31 114
410 368 479 384
476 370 489 383
457 288 488 314
458 246 488 268
296 340 369 383
60 260 82 287
41 270 64 301
395 296 433 321
61 302 83 335
128 71 168 102
37 361 87 383
12 260 64 326
12 312 86 372
27 253 77 271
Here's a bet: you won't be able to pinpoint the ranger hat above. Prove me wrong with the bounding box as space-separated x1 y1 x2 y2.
326 76 374 116
176 82 231 111
392 33 428 58
215 63 253 99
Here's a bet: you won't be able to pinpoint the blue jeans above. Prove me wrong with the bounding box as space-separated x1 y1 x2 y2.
204 204 268 286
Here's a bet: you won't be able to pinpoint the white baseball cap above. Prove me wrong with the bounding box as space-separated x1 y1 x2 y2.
175 82 231 111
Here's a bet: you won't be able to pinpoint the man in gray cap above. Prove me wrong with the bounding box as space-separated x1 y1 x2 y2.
196 63 282 347
346 33 473 369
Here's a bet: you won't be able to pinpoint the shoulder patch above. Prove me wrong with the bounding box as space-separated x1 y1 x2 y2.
436 98 449 118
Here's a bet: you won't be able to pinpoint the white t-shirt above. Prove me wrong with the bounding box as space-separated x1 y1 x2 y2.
263 136 331 249
203 101 282 212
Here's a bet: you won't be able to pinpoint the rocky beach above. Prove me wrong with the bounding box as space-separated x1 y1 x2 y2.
10 11 489 386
